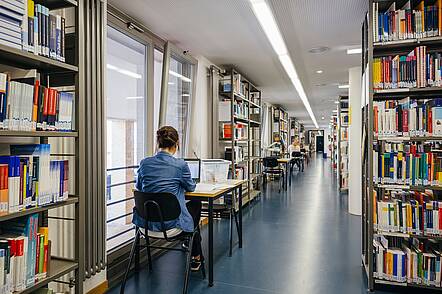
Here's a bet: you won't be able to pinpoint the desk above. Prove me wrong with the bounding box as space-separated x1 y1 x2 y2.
186 179 246 287
277 158 294 190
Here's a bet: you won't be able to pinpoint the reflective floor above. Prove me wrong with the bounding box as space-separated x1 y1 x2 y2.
109 156 424 294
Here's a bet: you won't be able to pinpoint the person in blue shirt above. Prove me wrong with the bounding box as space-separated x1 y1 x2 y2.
133 126 203 271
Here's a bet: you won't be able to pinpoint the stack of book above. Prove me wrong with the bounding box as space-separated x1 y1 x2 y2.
0 214 51 292
0 0 66 62
220 123 247 140
373 46 442 90
0 144 69 214
374 235 442 287
0 72 74 131
373 142 442 186
373 1 442 43
373 98 442 137
0 0 24 50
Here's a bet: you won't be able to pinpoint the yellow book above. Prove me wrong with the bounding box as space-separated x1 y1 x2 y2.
438 0 442 36
39 227 49 245
27 0 34 18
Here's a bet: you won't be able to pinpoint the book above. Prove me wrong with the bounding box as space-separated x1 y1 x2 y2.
0 216 50 291
0 72 74 131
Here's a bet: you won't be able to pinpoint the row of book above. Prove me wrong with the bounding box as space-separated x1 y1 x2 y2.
219 74 248 97
0 144 69 214
0 0 66 62
373 142 442 186
373 98 442 137
374 190 442 235
373 235 442 286
0 214 51 292
373 1 442 43
220 123 247 140
0 73 74 131
373 46 442 90
218 101 249 121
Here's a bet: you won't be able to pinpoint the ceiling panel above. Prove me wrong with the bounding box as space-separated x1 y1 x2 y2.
109 0 367 128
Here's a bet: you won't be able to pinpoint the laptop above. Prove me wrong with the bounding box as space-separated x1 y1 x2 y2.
184 158 201 183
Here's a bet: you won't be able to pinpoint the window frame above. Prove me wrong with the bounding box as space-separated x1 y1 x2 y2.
159 41 198 157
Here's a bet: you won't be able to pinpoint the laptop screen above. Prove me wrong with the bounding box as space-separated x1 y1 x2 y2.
184 159 200 182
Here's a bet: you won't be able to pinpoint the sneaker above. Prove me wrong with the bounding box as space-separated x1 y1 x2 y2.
191 257 203 272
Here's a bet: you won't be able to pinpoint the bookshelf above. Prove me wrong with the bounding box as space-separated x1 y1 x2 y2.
0 0 84 293
217 68 261 206
289 118 300 144
362 1 442 291
338 96 349 191
331 115 338 170
271 106 289 148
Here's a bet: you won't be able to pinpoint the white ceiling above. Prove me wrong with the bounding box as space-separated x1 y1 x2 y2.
108 0 368 128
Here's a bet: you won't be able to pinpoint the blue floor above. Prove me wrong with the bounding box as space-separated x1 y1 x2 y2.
109 156 420 294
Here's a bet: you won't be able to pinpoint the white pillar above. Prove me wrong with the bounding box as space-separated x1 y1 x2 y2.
348 66 362 215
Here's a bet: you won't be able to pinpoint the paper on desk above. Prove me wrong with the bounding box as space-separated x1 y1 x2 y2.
194 183 216 192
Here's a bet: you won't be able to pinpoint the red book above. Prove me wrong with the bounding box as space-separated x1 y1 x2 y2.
403 109 408 132
43 87 50 120
43 243 48 273
35 233 40 276
32 80 39 126
428 107 433 135
50 89 57 116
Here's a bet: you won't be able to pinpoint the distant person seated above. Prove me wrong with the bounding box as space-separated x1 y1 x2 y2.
288 139 303 172
267 134 286 156
133 126 204 271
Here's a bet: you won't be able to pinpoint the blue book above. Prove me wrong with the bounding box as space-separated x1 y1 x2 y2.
393 253 398 278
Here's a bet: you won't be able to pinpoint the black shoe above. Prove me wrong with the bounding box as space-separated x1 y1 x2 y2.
191 256 204 272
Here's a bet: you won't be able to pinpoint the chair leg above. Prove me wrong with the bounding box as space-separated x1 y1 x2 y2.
234 211 240 241
229 208 233 257
120 230 139 294
183 235 195 294
145 231 153 272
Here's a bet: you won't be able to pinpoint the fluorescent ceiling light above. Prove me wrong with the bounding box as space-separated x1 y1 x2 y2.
316 70 323 74
249 0 318 128
334 100 339 104
321 116 325 120
332 109 338 113
107 64 142 79
347 48 362 55
168 82 175 85
338 84 349 89
126 96 143 100
169 70 192 83
182 94 190 97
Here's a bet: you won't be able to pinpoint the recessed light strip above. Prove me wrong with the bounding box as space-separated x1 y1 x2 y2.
249 0 318 128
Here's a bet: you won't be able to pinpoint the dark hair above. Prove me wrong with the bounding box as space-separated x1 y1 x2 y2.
157 126 179 149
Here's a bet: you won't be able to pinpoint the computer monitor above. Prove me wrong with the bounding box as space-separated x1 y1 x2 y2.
184 159 201 182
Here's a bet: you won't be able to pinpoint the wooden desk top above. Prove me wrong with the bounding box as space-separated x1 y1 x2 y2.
277 158 292 163
186 179 247 198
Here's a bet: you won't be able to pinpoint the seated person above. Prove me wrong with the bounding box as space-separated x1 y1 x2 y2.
133 126 203 271
288 138 304 172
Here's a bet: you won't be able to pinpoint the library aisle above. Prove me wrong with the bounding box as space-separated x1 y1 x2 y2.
109 157 405 294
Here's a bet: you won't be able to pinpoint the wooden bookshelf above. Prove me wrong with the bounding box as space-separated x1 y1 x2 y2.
0 0 84 293
362 1 442 291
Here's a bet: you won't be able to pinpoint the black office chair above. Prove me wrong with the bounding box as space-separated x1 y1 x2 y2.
291 151 304 172
120 191 205 294
262 156 284 192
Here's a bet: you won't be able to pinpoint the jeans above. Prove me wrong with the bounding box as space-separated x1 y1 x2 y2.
186 200 202 257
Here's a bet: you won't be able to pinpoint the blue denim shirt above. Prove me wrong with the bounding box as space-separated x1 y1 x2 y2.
132 151 196 232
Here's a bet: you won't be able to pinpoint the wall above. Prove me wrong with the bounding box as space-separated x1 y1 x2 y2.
348 66 362 216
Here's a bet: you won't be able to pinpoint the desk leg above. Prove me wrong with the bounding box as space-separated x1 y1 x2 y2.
239 186 243 248
208 198 214 287
285 163 289 190
289 162 292 187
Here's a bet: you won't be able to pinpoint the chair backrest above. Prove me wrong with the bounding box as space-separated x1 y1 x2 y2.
292 151 302 158
263 156 278 168
134 191 181 223
300 148 306 153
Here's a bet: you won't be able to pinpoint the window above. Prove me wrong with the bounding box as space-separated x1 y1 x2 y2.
164 54 194 157
153 49 163 147
106 26 147 252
